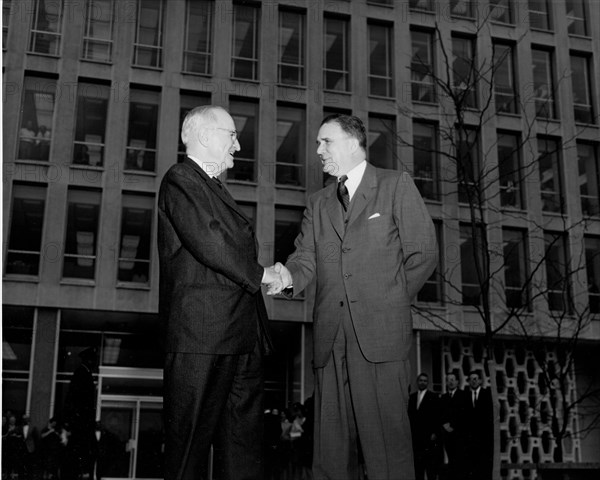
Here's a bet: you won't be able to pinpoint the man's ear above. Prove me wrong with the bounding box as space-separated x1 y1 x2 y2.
197 127 210 147
348 137 360 154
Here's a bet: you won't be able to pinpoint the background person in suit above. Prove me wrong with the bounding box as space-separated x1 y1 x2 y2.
63 346 98 480
268 114 438 480
440 372 466 480
463 370 494 480
408 373 442 480
158 105 276 480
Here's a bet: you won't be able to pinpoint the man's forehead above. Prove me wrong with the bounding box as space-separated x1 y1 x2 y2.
317 122 344 139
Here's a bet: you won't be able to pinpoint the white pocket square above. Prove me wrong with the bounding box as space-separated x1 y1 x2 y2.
368 213 381 220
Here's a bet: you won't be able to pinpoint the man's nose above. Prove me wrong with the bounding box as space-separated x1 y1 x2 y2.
234 139 241 151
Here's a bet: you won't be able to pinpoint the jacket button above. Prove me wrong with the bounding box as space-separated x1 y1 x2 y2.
344 273 351 279
339 301 344 307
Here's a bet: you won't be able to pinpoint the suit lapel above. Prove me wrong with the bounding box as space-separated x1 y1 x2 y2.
346 163 377 229
325 184 345 240
184 157 251 226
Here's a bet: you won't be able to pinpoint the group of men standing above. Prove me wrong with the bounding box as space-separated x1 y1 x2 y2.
408 371 495 480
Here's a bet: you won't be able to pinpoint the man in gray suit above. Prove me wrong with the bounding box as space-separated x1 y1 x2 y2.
269 114 438 480
158 105 277 480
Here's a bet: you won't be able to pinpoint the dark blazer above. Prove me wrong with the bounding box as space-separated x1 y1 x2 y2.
286 164 438 367
440 388 467 436
408 390 441 450
158 157 271 355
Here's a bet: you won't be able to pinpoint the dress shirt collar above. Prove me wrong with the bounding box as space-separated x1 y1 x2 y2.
187 154 220 178
448 388 457 397
338 161 367 201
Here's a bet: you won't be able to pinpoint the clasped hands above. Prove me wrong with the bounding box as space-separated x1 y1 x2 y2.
262 262 293 296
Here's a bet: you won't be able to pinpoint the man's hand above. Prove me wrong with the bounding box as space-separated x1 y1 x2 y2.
262 263 293 295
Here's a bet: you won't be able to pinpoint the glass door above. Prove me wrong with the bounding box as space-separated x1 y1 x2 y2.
99 397 163 479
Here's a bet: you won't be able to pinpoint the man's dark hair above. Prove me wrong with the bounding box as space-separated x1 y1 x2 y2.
321 114 367 150
417 373 429 380
469 370 482 379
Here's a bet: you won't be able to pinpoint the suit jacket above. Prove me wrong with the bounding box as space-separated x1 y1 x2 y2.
23 425 39 454
286 164 437 367
407 390 441 450
464 387 494 446
158 157 272 355
440 388 467 436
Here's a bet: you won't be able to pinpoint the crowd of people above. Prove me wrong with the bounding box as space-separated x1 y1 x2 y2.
407 371 495 480
264 399 314 480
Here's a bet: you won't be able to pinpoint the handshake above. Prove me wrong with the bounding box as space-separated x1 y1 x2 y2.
262 262 293 296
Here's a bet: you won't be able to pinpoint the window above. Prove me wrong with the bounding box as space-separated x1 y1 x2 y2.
538 137 564 214
133 0 164 68
456 128 480 204
278 10 305 86
125 89 159 172
578 143 600 216
413 122 439 201
3 0 11 49
452 36 477 108
566 0 587 36
276 105 305 187
450 0 474 18
528 0 551 30
29 0 63 55
324 16 349 92
232 3 259 80
183 0 212 75
228 99 258 182
368 0 393 5
489 0 513 24
18 77 56 161
418 221 442 303
503 229 529 309
5 184 46 276
275 206 304 265
178 93 211 163
82 0 114 62
368 115 396 170
368 23 393 98
411 31 435 103
493 43 518 114
460 223 484 306
532 49 556 119
73 83 109 167
497 132 524 209
2 307 34 419
585 237 600 313
63 188 101 280
410 0 433 11
570 54 594 124
118 193 154 284
544 232 570 312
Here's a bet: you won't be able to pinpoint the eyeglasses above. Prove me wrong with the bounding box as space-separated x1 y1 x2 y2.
214 127 238 141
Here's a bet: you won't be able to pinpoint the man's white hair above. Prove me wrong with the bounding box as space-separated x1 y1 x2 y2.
180 105 226 146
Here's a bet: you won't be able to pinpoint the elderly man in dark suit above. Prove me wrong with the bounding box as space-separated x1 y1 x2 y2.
408 373 442 480
158 105 276 480
268 114 438 480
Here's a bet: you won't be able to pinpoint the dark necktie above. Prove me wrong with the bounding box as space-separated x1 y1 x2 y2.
337 175 349 211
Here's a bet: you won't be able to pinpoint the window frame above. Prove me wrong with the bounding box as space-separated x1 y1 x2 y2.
81 0 114 62
231 3 260 81
183 0 213 75
531 48 556 119
493 42 519 115
28 0 63 56
277 9 306 87
368 22 394 98
411 30 436 104
133 0 165 69
323 15 350 93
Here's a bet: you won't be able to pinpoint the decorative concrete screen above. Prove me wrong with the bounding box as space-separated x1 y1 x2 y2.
442 338 581 480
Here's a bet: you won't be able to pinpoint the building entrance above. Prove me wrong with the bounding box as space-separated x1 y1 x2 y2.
98 396 163 479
